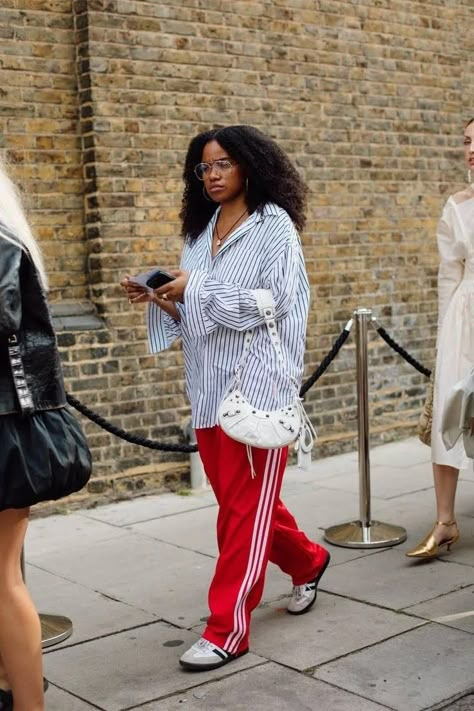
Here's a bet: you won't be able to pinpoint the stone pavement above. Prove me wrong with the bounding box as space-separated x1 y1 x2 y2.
25 437 474 711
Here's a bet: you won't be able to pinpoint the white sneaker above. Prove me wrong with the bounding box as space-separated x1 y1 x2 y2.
287 552 331 615
179 637 247 671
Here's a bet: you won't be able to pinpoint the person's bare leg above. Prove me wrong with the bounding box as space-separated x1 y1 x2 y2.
0 654 9 690
431 463 459 543
0 507 44 711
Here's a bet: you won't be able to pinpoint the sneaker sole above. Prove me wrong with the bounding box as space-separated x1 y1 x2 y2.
179 648 249 672
287 551 331 616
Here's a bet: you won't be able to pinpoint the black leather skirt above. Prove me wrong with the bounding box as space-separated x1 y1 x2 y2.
0 407 92 510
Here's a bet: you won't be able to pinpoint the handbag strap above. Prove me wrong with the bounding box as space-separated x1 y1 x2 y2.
253 289 284 363
8 334 34 415
238 290 284 369
234 290 292 389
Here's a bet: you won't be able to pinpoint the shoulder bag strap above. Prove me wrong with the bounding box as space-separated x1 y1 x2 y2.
253 289 284 363
232 289 283 385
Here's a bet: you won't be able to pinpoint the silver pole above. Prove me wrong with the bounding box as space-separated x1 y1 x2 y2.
21 546 73 648
324 308 407 548
356 308 371 530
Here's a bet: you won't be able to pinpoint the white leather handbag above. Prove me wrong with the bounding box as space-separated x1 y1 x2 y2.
217 290 316 467
441 367 474 459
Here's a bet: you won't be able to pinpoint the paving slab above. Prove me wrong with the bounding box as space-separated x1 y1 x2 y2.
405 586 474 635
282 484 379 530
131 505 219 558
322 548 473 609
314 623 474 711
44 621 265 711
278 470 323 495
248 591 424 669
46 684 99 710
282 449 359 484
45 683 100 711
32 533 215 628
25 512 128 557
368 437 431 468
318 460 435 500
27 564 154 647
377 477 474 517
139 662 390 710
81 491 217 527
440 693 474 710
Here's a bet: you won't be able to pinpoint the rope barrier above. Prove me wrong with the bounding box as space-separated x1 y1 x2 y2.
67 314 432 454
370 317 432 378
299 318 353 397
66 393 199 454
67 320 353 453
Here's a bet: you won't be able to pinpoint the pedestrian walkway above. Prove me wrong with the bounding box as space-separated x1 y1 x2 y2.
26 437 474 710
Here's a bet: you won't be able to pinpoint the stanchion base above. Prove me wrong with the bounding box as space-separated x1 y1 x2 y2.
324 520 407 549
40 613 73 648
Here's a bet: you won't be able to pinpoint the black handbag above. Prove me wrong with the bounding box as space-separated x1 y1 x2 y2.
1 334 92 510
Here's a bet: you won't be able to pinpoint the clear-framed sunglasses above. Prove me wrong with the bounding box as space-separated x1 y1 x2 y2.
194 158 238 180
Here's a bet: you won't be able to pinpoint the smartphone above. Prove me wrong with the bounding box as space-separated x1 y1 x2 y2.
146 269 176 289
129 268 176 292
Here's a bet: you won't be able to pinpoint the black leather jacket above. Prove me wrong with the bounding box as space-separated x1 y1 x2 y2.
0 228 66 415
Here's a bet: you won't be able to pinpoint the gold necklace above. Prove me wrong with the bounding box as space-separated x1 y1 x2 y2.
215 208 248 247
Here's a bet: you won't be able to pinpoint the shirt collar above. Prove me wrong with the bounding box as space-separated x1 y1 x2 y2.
255 202 281 223
202 202 282 259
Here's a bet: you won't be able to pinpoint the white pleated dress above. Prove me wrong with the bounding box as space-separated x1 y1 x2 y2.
432 192 474 468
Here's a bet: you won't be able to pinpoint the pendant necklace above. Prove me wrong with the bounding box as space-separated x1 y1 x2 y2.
215 208 248 248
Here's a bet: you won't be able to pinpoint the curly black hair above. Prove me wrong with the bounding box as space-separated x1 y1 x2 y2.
179 125 308 241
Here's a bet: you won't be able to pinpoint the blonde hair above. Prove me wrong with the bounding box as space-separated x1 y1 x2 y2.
0 156 48 289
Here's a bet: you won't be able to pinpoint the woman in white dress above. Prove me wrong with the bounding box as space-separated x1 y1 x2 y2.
406 117 474 559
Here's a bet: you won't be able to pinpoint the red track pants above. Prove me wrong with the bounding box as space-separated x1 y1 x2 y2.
196 426 328 655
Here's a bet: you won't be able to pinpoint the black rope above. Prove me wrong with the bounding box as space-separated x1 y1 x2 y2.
66 393 199 453
372 322 432 378
299 322 353 397
66 322 353 453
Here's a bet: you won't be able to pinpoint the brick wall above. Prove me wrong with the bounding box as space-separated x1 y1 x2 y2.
1 1 473 490
0 0 87 300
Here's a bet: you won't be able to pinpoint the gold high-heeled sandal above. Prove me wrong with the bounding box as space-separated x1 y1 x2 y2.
405 520 459 559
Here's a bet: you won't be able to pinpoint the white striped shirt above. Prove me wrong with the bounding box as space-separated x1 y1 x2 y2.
147 202 310 429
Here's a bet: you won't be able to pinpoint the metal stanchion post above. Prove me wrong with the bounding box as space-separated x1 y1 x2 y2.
182 419 208 489
324 308 407 548
40 613 73 649
21 548 73 648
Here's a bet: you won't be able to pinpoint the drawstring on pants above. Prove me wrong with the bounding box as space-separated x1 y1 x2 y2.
246 444 257 478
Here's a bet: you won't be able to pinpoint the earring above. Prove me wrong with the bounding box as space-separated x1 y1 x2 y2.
203 186 213 202
245 177 249 193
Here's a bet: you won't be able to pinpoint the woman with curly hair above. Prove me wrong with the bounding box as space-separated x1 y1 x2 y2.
121 125 330 671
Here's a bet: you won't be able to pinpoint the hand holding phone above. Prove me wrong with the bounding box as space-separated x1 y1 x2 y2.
128 268 176 292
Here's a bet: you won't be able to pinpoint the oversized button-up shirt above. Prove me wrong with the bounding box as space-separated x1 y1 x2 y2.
147 202 310 429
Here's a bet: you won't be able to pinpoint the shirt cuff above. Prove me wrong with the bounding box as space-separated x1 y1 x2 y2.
147 301 181 353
